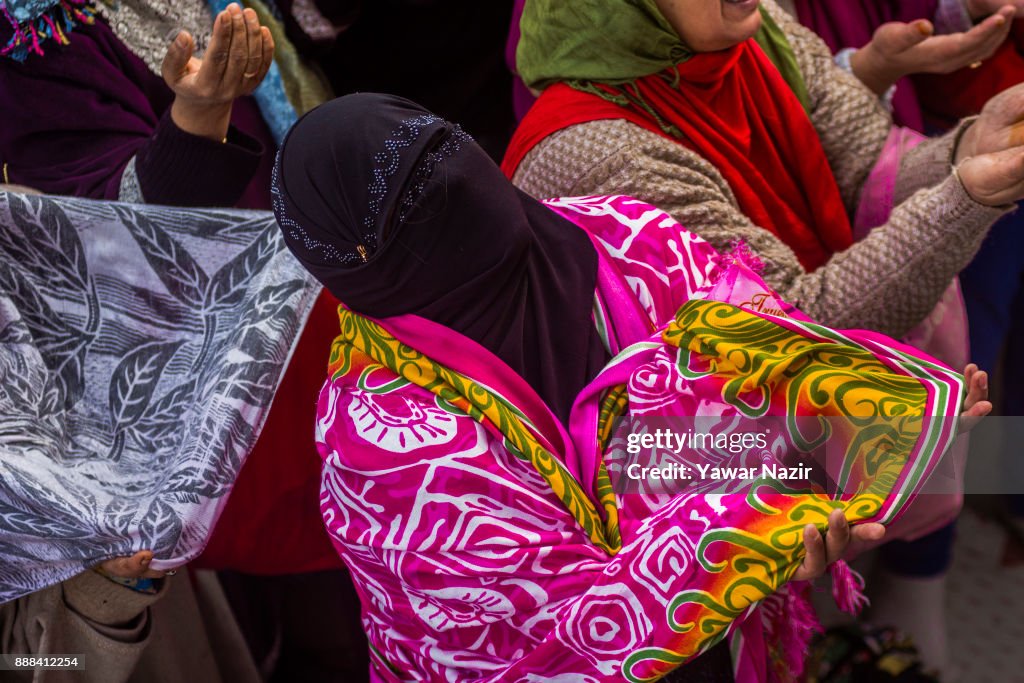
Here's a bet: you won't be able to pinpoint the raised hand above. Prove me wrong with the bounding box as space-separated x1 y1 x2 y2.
850 8 1014 96
957 79 1024 160
966 0 1024 19
161 3 275 141
953 80 1024 204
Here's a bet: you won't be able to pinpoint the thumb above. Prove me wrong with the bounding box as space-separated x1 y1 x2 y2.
959 146 1024 205
161 30 194 84
875 20 933 54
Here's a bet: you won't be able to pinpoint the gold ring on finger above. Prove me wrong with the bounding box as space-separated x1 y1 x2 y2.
243 70 259 78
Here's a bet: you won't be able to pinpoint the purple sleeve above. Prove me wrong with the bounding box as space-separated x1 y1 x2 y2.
0 17 262 206
135 111 263 207
934 0 973 34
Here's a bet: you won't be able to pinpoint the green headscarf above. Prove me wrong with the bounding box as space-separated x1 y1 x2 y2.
516 1 810 112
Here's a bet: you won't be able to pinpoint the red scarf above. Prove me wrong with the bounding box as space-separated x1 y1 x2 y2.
502 41 852 272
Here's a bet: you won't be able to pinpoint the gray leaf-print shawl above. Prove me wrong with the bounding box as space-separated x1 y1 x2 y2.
0 190 320 603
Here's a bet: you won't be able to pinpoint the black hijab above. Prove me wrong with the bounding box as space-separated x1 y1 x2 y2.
271 93 608 423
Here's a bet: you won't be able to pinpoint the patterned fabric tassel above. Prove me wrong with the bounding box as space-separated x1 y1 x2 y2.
765 583 823 683
708 239 766 286
723 238 766 274
1 0 95 61
830 559 870 615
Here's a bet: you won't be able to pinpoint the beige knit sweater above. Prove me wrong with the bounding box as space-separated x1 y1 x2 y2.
513 0 1009 338
0 570 258 683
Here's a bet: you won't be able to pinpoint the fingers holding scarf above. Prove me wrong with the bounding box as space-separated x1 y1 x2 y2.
792 509 886 581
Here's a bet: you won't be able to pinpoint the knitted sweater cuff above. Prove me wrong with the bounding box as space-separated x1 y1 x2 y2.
135 110 263 207
893 119 975 206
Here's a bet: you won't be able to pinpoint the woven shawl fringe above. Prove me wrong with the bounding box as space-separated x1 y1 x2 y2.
1 0 94 61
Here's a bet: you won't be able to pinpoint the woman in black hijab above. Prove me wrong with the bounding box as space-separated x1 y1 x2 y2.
271 93 608 423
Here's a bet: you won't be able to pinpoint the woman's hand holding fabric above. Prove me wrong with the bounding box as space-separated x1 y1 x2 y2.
791 509 885 581
161 3 275 142
96 550 174 579
849 8 1013 96
959 363 991 432
791 365 987 581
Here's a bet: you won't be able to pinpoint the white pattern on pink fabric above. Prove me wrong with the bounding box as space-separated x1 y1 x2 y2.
348 389 460 453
